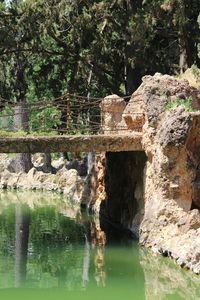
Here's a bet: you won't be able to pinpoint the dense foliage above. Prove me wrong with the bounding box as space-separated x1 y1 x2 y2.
0 0 199 132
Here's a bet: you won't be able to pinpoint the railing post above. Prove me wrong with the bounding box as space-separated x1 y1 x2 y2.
100 95 126 134
66 95 70 131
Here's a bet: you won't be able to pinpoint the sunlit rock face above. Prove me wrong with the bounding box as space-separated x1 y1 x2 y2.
99 73 200 273
81 153 106 214
0 166 84 204
135 74 200 274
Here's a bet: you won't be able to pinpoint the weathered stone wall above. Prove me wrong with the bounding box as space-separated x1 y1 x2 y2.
81 152 106 214
133 74 200 273
99 73 200 274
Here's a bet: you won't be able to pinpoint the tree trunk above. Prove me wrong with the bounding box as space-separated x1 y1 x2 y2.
179 42 188 74
14 102 32 173
13 102 29 132
14 205 30 288
13 47 32 173
125 61 142 95
178 0 189 73
42 152 55 173
124 2 143 95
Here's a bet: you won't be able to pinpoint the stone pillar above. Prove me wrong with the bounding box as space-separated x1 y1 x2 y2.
85 95 126 214
100 95 126 134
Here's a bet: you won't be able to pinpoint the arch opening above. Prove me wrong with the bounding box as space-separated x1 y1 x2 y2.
100 151 147 239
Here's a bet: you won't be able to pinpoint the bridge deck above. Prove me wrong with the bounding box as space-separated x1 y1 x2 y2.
0 133 143 153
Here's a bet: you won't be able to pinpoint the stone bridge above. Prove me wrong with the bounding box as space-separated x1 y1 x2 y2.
0 133 143 153
1 73 200 275
0 91 143 153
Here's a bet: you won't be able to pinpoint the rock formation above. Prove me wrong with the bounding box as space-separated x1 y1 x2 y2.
0 165 84 204
99 73 200 273
138 74 200 274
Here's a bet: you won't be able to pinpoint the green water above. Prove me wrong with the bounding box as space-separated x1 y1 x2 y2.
0 191 200 300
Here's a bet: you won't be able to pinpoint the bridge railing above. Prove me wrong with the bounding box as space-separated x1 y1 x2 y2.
0 93 143 135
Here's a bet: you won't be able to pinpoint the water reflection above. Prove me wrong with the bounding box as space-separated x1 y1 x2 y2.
0 192 109 290
14 205 30 287
0 191 199 300
94 247 106 287
140 248 200 300
86 219 106 287
79 214 106 288
82 234 90 288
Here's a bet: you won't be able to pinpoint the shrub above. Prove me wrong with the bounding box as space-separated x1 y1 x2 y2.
165 96 194 112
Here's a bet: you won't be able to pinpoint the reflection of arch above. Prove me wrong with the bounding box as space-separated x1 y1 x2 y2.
90 220 106 287
90 220 106 248
94 247 106 287
82 217 106 288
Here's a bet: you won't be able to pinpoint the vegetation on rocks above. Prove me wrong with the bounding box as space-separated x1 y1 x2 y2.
165 96 194 112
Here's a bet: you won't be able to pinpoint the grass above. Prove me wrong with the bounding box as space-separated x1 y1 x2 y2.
0 130 60 137
0 130 97 137
165 96 194 112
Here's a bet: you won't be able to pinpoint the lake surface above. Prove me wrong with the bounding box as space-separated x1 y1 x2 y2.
0 190 199 300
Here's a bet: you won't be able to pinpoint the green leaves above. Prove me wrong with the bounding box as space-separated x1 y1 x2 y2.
0 0 199 134
165 96 194 112
29 107 62 132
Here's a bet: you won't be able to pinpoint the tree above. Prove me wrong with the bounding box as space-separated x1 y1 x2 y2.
0 0 199 136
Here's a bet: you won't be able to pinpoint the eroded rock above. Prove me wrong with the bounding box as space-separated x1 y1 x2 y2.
0 166 84 204
99 73 200 274
136 74 200 274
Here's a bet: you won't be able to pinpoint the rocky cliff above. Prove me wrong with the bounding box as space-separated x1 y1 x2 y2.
139 74 200 274
101 73 200 273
